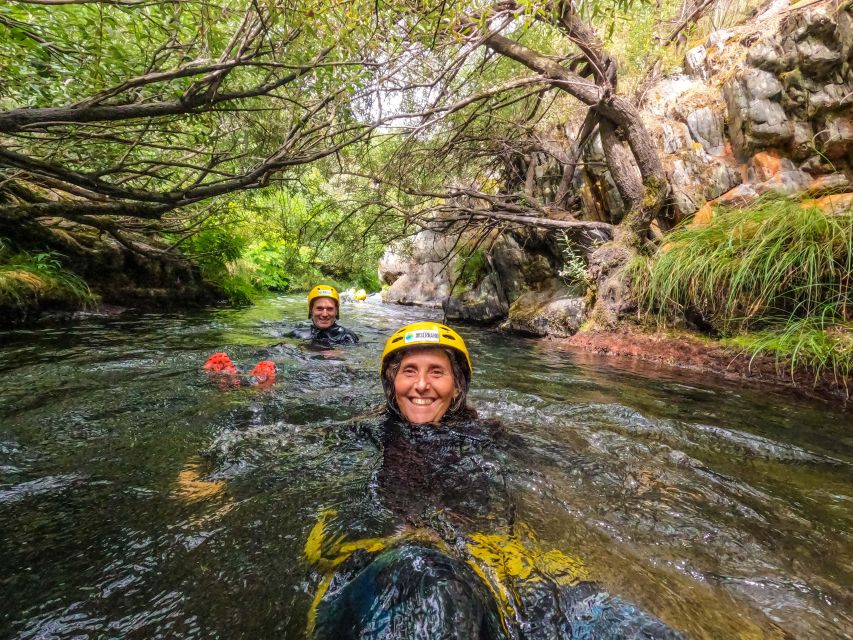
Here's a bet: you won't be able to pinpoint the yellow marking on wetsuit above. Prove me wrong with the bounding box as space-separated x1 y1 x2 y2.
304 509 387 572
464 557 516 636
304 512 590 638
536 548 589 586
462 531 590 635
305 518 454 636
467 531 589 585
306 574 332 635
174 461 225 502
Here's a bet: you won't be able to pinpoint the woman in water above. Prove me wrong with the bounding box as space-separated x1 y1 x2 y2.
305 322 684 639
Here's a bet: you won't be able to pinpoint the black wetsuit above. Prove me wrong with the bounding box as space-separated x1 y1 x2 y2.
311 413 685 640
289 322 359 346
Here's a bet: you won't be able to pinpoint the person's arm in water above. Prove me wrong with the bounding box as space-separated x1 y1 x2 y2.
311 324 359 346
335 325 359 344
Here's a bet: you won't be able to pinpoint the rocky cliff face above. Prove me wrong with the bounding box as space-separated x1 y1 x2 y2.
381 227 591 336
378 0 851 336
647 0 851 224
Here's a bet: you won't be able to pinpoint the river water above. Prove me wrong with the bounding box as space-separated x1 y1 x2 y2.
0 295 850 639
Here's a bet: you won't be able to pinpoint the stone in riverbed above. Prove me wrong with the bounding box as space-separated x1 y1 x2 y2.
501 281 588 337
443 271 508 324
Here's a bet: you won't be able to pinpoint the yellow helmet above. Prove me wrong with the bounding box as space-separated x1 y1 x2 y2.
380 322 472 376
307 285 340 318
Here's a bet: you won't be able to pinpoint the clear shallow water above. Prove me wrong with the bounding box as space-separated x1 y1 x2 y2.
0 295 851 639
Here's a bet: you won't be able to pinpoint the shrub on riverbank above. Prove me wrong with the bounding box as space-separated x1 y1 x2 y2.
0 241 93 319
177 183 387 304
632 195 852 388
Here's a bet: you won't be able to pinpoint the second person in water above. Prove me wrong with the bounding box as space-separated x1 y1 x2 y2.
289 284 359 347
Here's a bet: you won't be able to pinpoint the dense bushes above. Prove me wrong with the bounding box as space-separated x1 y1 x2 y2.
177 175 388 303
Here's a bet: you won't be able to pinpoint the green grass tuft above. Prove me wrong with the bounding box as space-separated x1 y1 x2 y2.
632 195 851 332
725 316 852 395
0 242 93 311
631 195 852 387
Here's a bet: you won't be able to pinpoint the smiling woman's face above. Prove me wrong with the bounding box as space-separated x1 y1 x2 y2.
393 348 457 425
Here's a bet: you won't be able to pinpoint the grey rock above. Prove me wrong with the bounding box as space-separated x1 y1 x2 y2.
685 45 708 80
641 75 705 117
839 5 852 74
750 155 798 182
751 160 813 194
588 242 635 325
787 4 837 41
724 68 792 154
749 100 792 144
443 271 508 323
378 247 408 286
799 155 834 174
723 74 748 128
805 83 853 117
820 112 853 160
668 159 702 216
663 144 742 219
687 107 726 155
797 38 842 76
488 232 556 303
754 0 789 21
790 121 816 160
379 231 454 306
501 281 588 337
707 29 734 48
706 163 742 200
747 40 789 72
743 68 784 100
662 122 691 153
807 172 851 192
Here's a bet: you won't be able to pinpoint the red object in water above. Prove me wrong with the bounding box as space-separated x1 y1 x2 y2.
203 352 238 375
248 360 276 386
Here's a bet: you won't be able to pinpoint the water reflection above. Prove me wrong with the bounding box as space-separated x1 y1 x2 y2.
0 295 850 639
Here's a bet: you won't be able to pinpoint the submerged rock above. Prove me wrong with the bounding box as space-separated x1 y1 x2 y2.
502 282 587 337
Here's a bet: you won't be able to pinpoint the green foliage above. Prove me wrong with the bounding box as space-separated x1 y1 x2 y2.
603 0 684 91
725 316 852 393
454 248 488 292
178 215 254 305
174 166 390 303
243 240 291 291
558 232 592 290
632 195 852 385
0 240 93 310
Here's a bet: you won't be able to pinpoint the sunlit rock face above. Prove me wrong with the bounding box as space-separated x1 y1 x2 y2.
501 281 587 337
641 0 851 224
379 228 580 329
443 271 508 323
379 231 453 307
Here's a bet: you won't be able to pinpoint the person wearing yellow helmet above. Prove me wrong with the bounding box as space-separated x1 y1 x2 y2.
305 321 685 640
289 285 359 346
379 322 473 424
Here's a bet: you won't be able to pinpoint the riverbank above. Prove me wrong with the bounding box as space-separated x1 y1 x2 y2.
562 327 850 409
0 234 221 327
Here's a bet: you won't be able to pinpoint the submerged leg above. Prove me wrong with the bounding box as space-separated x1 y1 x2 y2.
313 545 506 640
562 582 686 640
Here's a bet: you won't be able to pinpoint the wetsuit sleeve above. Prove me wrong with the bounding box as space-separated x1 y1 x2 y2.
291 327 314 340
